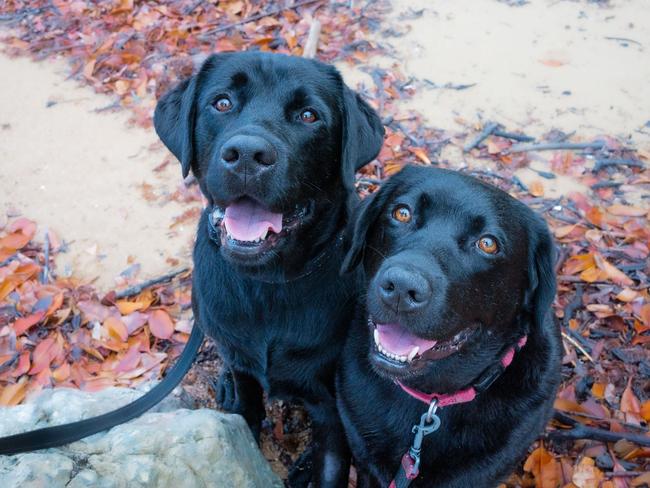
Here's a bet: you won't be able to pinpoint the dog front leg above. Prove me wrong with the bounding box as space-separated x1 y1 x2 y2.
231 369 266 441
305 400 351 488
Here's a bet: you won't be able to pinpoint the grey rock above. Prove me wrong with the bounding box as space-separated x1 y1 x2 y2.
0 387 282 488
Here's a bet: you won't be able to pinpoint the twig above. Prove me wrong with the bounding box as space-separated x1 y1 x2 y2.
562 330 594 362
562 285 583 328
423 80 476 91
40 227 50 284
463 122 499 152
492 130 535 142
114 268 190 299
592 159 645 172
509 140 605 153
533 169 556 179
604 36 643 48
561 410 649 433
511 175 528 192
591 181 623 190
554 246 570 274
357 177 383 185
549 411 650 447
302 19 321 58
557 275 610 285
198 0 322 38
0 353 19 374
605 471 647 478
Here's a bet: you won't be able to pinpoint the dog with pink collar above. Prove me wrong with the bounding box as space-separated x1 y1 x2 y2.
337 165 561 488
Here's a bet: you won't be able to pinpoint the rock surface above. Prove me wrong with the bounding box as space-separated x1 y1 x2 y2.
0 387 282 488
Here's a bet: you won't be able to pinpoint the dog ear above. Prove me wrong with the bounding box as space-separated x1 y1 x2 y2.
340 87 385 201
153 75 198 179
526 215 557 330
341 180 395 274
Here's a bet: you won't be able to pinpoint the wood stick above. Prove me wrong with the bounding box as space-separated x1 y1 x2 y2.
562 285 583 328
604 36 643 48
463 122 499 152
561 410 649 433
492 129 535 142
550 411 650 447
592 181 623 190
509 140 605 153
198 0 322 38
592 159 645 172
40 227 50 284
562 331 594 362
302 19 321 58
557 275 610 285
114 268 190 299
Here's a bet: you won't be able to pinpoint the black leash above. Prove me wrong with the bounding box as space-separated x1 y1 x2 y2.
0 324 204 456
0 210 341 456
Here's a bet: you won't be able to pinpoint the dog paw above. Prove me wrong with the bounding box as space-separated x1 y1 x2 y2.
287 445 314 488
214 368 236 411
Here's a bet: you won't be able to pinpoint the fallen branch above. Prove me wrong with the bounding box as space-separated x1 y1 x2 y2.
492 129 535 142
463 122 499 152
357 177 383 186
562 285 584 328
562 410 649 433
557 275 610 285
592 159 645 172
562 330 594 363
604 36 643 48
511 175 528 192
113 268 190 300
40 227 50 284
549 411 650 447
198 0 322 39
592 181 623 190
509 140 605 153
302 19 321 58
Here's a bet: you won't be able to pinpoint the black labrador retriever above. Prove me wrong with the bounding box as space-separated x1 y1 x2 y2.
337 166 561 488
154 52 384 487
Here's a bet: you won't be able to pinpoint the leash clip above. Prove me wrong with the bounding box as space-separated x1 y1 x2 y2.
408 399 441 473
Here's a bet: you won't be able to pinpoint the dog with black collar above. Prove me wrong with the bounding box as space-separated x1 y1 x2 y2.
336 165 561 488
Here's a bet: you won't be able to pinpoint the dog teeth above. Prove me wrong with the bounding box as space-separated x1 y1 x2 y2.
375 336 408 363
407 346 419 362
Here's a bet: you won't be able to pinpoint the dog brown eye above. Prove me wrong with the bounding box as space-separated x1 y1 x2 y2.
300 109 317 123
392 205 411 223
214 97 232 112
477 236 498 254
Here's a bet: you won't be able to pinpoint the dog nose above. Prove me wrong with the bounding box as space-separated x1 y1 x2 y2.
377 266 432 312
220 135 277 168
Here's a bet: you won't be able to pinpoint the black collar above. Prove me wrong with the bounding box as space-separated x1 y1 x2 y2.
206 208 344 284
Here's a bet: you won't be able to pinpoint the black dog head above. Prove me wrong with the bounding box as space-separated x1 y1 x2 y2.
342 165 556 392
154 52 384 270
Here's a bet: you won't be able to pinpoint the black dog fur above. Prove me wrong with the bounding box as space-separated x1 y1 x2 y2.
337 166 561 488
154 52 384 487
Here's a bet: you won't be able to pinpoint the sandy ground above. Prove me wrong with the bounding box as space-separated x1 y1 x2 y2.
0 53 195 291
1 0 648 291
338 0 650 198
373 0 650 145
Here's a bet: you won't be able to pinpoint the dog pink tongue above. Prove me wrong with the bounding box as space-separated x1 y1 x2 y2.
376 323 437 356
224 198 283 242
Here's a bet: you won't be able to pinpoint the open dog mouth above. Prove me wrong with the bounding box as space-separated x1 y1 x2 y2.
368 318 478 367
211 197 312 252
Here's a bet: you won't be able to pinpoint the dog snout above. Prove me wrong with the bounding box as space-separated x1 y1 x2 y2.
220 134 278 169
376 266 432 313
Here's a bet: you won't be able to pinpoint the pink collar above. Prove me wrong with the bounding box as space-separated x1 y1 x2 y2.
396 336 528 408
